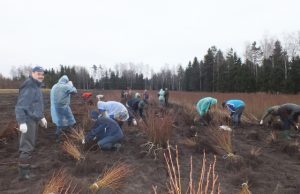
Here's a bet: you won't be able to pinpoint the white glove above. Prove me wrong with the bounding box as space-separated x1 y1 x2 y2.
133 119 137 126
19 123 28 133
259 120 263 125
40 118 47 128
82 139 85 144
68 81 73 86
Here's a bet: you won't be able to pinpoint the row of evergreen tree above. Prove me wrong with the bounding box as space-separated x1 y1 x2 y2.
1 40 300 93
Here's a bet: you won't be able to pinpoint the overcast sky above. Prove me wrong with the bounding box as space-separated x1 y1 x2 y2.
0 0 299 77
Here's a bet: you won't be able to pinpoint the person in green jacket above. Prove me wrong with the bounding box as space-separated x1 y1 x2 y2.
195 97 218 125
260 103 300 139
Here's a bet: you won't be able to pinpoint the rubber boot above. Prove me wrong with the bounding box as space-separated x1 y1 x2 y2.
112 143 122 152
19 164 31 181
283 130 292 140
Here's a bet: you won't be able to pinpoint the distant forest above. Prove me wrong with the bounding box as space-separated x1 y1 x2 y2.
1 34 300 93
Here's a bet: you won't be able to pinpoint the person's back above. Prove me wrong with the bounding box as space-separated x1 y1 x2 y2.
98 101 127 115
279 103 300 113
196 97 217 117
93 117 124 136
225 100 245 111
51 75 77 106
127 98 140 111
85 113 124 151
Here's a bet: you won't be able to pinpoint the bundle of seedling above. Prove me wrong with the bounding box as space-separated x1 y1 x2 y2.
210 108 231 126
62 139 85 162
210 127 244 170
239 182 252 194
89 162 132 193
140 111 174 159
42 169 79 194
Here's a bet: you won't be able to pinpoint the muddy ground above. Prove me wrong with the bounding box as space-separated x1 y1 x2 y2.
1 91 300 194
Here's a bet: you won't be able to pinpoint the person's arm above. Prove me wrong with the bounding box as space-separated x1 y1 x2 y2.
226 103 235 113
260 110 271 125
66 81 77 94
85 122 106 143
15 86 35 124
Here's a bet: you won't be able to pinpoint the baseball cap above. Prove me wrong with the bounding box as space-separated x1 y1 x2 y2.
32 66 44 72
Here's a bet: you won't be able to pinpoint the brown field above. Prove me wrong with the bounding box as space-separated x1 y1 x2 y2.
0 90 300 194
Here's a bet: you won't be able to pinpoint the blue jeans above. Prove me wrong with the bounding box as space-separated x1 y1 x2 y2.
231 106 244 126
97 133 123 150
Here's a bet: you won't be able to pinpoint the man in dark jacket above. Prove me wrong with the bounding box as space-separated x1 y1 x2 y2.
82 111 124 151
260 103 300 139
15 66 47 180
164 88 169 106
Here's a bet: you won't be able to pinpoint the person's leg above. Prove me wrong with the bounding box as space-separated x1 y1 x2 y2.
19 119 38 180
126 107 135 126
236 107 245 126
98 135 120 151
280 115 292 139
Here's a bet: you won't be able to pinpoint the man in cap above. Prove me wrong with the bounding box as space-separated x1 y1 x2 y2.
15 66 48 180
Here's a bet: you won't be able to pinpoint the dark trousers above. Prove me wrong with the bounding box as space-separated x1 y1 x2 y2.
19 119 38 165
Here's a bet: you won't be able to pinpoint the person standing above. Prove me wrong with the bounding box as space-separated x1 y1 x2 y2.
50 75 77 142
15 66 48 180
164 88 169 107
158 89 165 107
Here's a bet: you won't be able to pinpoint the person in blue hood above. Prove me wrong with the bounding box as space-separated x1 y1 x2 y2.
82 111 124 151
50 75 77 141
222 99 246 127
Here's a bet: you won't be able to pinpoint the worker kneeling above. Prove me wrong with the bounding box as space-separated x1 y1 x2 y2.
82 111 124 151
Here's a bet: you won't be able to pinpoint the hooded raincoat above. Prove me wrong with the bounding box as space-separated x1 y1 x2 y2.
50 75 77 128
196 97 218 117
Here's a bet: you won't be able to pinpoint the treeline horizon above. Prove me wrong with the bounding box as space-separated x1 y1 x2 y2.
1 35 300 94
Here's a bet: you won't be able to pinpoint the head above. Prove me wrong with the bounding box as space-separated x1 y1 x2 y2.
210 98 218 110
58 75 69 84
96 94 105 101
31 66 45 82
90 111 100 121
221 101 226 108
135 92 141 99
165 88 168 91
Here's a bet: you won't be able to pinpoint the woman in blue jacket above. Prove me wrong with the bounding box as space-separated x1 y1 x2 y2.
83 111 124 151
222 99 246 127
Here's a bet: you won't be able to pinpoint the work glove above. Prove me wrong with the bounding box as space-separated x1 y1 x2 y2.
259 120 263 125
40 118 47 128
68 81 73 86
19 123 28 133
132 119 137 126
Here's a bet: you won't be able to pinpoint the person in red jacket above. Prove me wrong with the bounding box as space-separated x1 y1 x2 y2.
81 92 94 105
